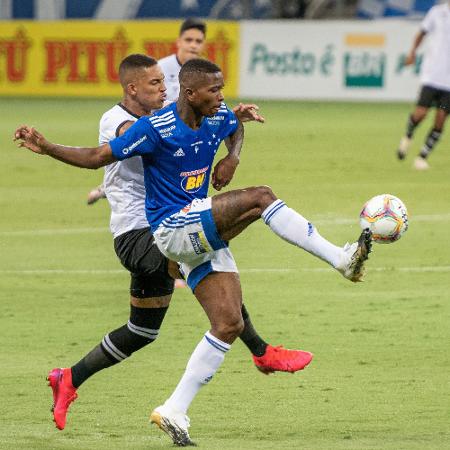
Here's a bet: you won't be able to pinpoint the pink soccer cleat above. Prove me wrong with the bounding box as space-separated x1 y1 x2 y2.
47 368 78 430
253 345 313 375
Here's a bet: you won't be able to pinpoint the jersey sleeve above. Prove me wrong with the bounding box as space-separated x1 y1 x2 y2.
219 105 239 139
109 117 158 160
98 112 117 145
421 6 436 33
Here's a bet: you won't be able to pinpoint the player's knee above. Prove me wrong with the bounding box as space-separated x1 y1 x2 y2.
252 185 277 213
214 315 244 342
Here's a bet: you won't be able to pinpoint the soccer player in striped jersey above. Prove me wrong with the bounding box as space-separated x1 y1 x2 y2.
19 54 312 433
15 58 371 446
396 1 450 170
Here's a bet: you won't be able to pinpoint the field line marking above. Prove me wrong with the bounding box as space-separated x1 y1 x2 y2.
1 266 450 275
0 227 109 237
1 213 450 237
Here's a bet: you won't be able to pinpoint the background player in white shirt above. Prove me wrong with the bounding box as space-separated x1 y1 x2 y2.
396 1 450 170
87 18 207 204
159 18 206 103
20 54 312 432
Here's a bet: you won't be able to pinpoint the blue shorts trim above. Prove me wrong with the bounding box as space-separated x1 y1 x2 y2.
187 261 213 291
200 208 228 251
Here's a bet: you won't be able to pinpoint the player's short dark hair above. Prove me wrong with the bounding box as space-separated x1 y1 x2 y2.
179 58 221 87
119 54 157 75
119 54 158 87
179 18 207 36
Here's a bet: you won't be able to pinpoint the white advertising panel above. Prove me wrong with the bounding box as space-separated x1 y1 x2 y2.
240 20 425 101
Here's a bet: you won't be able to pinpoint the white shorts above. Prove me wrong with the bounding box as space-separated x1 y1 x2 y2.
154 197 238 290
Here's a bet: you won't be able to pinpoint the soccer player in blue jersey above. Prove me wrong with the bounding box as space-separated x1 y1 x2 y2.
36 54 312 432
15 58 371 446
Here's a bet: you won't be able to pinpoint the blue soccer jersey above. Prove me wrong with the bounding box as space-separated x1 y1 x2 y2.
109 102 238 231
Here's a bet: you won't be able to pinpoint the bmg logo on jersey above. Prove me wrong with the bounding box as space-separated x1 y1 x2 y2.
180 166 209 193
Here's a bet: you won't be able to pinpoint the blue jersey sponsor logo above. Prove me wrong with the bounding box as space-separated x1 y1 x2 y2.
180 166 209 193
122 135 147 155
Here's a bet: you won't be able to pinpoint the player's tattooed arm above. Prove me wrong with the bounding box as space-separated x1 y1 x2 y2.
211 120 243 191
14 125 116 169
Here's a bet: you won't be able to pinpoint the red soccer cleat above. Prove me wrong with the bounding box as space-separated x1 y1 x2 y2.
253 345 313 375
47 368 78 430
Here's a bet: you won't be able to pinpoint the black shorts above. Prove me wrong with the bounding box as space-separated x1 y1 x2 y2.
114 228 174 298
417 85 450 112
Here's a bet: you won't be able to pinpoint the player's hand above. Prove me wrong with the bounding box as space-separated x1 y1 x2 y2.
211 155 239 191
404 52 415 66
232 103 265 123
14 125 49 155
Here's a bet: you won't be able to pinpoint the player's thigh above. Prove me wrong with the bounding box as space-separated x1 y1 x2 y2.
435 91 450 128
417 85 436 109
114 228 175 298
211 187 276 239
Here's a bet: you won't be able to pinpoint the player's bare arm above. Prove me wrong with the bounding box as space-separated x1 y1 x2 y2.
117 121 135 136
405 30 427 65
211 104 263 191
14 125 116 169
211 119 244 191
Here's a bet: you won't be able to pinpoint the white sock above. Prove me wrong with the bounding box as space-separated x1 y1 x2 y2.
261 199 343 268
165 331 230 414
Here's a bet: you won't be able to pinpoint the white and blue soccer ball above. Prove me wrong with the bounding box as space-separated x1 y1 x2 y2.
360 194 408 244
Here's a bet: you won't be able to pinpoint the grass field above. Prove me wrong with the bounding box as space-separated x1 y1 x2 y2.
1 98 450 450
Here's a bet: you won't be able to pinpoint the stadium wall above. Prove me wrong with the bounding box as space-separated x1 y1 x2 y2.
239 20 423 101
0 20 423 101
0 21 239 97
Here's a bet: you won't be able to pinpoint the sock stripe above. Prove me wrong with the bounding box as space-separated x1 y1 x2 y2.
127 321 159 339
262 200 286 225
102 335 128 361
204 333 230 353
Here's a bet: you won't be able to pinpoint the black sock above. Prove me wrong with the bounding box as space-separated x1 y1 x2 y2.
420 128 442 159
71 305 168 388
71 344 116 388
239 304 268 357
406 114 419 138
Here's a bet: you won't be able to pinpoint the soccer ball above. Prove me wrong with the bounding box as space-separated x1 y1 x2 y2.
360 194 408 244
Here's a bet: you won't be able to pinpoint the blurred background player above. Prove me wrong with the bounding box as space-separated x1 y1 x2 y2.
158 17 206 103
87 18 206 204
396 1 450 170
41 54 313 431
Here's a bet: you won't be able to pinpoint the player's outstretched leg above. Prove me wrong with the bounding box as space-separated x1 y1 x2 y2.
150 404 195 447
47 368 78 430
212 188 373 282
87 184 107 205
253 345 313 374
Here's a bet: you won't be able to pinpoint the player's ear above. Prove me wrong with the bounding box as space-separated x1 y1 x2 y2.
127 82 137 96
184 87 195 100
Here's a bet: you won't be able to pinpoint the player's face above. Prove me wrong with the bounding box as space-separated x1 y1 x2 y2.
176 29 205 64
189 72 225 116
133 65 167 112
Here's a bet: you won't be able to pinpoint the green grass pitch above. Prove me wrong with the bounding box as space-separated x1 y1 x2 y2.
1 98 449 449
